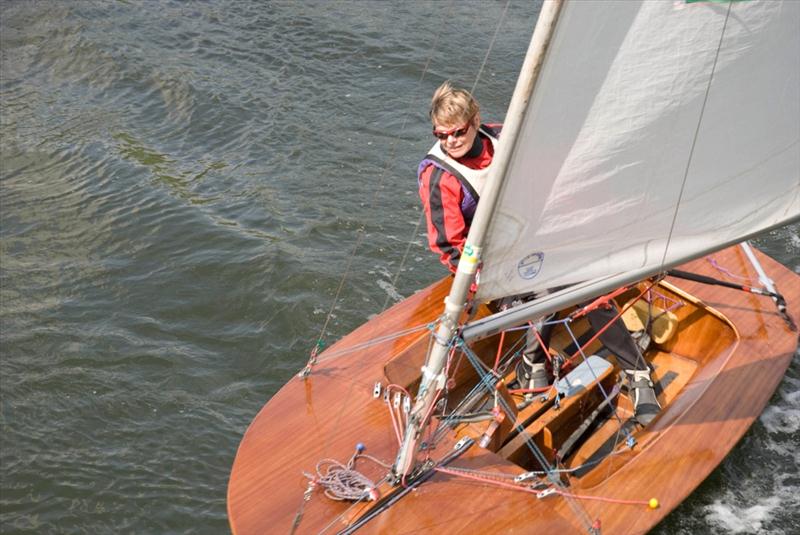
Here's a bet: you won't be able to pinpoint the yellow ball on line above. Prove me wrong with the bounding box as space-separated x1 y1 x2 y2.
649 498 660 509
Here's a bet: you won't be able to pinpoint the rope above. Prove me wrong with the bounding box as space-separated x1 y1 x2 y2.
314 322 431 364
492 329 507 371
435 465 539 492
566 279 659 365
434 466 657 508
305 451 392 502
707 254 758 283
432 328 525 442
459 342 560 475
385 384 411 446
645 287 684 314
428 328 642 533
561 320 632 439
553 489 655 508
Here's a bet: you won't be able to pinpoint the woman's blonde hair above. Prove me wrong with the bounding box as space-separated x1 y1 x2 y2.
429 81 480 126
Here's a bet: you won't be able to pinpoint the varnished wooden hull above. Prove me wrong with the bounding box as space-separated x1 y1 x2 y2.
228 245 799 534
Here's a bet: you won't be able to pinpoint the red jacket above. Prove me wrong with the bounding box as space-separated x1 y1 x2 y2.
417 124 501 272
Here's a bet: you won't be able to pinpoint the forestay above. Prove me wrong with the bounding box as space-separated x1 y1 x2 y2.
475 0 800 304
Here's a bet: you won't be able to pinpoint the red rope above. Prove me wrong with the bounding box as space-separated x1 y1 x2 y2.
434 466 538 493
567 280 659 365
385 384 411 446
386 398 403 447
554 489 652 507
493 330 507 371
532 324 550 359
447 346 464 384
571 286 630 319
434 466 654 508
507 386 551 395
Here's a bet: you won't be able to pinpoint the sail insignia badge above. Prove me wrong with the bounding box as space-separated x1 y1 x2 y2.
517 252 544 280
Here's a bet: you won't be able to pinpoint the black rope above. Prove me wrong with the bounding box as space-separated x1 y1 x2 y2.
668 269 796 331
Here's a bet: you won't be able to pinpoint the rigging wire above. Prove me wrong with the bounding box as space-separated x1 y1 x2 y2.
311 230 365 357
310 0 514 353
294 2 602 533
314 322 431 364
657 1 733 273
470 0 511 95
456 338 598 533
433 465 655 508
293 1 461 531
379 0 513 314
301 0 455 374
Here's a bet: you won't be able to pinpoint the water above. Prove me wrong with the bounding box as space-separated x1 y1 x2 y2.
1 1 797 533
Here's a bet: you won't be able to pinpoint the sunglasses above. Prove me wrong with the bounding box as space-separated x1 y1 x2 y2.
432 122 471 140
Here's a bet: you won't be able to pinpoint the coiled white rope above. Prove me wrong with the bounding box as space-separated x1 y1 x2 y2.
304 448 392 502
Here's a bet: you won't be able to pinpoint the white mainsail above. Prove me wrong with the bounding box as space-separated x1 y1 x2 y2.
397 0 799 477
475 0 800 304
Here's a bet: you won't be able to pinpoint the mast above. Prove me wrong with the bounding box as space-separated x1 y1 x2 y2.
392 0 566 480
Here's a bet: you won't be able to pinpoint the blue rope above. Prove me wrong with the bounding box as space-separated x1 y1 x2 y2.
562 318 635 446
457 340 562 484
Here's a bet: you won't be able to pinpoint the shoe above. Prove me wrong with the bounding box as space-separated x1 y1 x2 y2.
627 370 661 425
516 359 551 389
527 362 550 389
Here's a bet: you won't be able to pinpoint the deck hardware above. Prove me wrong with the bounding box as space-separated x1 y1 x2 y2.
536 487 556 499
454 437 472 451
514 471 537 483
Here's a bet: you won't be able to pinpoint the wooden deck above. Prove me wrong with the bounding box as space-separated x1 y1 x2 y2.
228 246 799 534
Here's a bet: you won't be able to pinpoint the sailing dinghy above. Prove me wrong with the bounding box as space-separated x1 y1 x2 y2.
229 1 799 533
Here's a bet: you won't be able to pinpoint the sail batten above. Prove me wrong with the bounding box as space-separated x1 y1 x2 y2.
474 0 800 304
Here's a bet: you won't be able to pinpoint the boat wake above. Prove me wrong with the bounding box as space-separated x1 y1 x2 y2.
705 496 781 534
703 354 799 534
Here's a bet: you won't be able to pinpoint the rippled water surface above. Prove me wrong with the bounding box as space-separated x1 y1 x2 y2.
1 1 798 533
